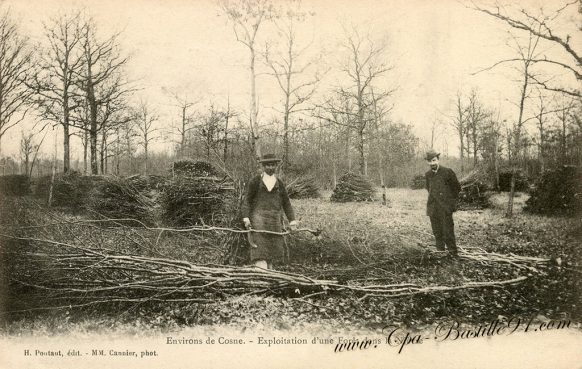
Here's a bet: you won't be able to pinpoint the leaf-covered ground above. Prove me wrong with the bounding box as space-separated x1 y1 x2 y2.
1 188 580 335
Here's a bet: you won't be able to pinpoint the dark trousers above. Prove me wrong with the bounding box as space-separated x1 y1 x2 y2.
429 208 457 253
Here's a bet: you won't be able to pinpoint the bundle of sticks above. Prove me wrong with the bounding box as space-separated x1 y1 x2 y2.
331 172 375 202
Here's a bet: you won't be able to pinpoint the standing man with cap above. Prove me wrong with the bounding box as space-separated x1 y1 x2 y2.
424 150 461 257
241 153 298 269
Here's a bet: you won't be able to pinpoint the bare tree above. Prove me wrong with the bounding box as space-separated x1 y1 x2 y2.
133 100 160 175
264 2 323 170
32 12 86 173
320 26 393 174
119 117 138 174
20 132 37 177
472 1 581 98
428 117 444 150
165 90 199 158
553 95 577 163
222 96 237 163
450 92 468 173
219 0 276 159
506 32 541 216
531 90 551 172
77 16 130 175
347 27 394 174
0 9 33 157
466 89 489 166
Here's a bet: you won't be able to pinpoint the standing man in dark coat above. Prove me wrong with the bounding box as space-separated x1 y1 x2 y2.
242 154 298 269
424 150 461 257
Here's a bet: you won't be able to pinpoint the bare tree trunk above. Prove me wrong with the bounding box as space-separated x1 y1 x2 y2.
332 161 337 189
83 130 88 174
472 125 478 166
493 138 500 191
144 139 148 175
223 99 230 163
459 131 464 173
180 105 187 157
249 46 261 160
62 111 70 173
345 129 351 172
87 81 99 175
379 154 386 205
506 73 529 218
100 128 106 174
48 133 57 206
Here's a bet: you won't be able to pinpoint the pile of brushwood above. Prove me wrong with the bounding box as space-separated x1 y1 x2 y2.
172 160 218 177
458 170 490 210
0 202 553 314
0 175 30 196
525 165 582 216
126 174 166 193
330 172 375 202
161 161 235 226
285 175 320 199
86 176 154 223
410 174 425 190
33 171 96 210
1 192 576 326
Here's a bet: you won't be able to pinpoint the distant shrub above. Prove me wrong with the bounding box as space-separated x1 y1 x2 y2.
525 166 581 216
409 174 425 190
498 169 529 192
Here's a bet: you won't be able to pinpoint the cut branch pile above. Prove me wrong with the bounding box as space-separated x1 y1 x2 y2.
1 234 540 310
33 171 97 209
286 175 320 199
458 169 491 210
161 176 235 227
126 174 166 193
331 172 375 202
172 160 218 178
86 176 154 223
458 246 550 273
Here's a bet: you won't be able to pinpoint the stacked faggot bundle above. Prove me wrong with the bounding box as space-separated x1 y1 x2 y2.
331 172 375 202
286 175 320 199
162 160 235 226
458 169 491 210
86 176 154 224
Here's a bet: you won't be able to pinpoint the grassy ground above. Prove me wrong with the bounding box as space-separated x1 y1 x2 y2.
1 188 580 336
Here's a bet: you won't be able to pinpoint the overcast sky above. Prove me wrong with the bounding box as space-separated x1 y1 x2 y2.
2 0 578 159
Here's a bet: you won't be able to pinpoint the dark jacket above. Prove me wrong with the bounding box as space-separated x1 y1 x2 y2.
241 175 295 222
425 166 461 216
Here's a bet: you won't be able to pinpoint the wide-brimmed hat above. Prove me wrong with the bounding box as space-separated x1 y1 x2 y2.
425 150 440 161
258 153 282 163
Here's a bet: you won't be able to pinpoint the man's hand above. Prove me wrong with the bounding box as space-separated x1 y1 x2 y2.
289 220 298 231
243 218 252 229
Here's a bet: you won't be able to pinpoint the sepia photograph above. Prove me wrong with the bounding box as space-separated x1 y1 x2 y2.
0 0 580 368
